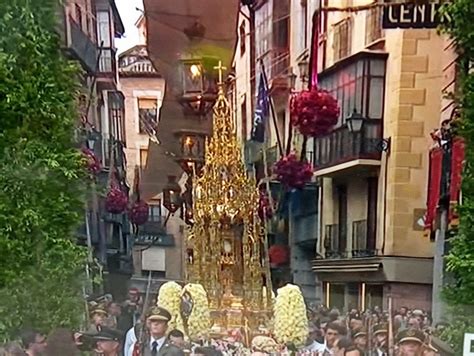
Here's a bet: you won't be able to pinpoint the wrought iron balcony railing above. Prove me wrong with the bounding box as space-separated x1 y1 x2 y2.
313 119 382 169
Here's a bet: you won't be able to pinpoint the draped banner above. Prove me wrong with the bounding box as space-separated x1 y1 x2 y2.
449 137 465 225
425 147 443 234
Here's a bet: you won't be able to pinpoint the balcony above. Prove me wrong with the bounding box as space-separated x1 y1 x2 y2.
313 119 382 174
63 14 98 73
97 47 118 88
313 51 387 176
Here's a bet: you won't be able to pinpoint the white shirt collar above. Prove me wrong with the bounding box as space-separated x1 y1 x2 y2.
149 335 166 349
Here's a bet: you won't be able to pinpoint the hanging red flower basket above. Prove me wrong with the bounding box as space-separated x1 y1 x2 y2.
129 200 149 225
290 88 340 137
81 147 101 175
274 153 313 189
268 245 289 266
105 185 129 214
258 190 274 221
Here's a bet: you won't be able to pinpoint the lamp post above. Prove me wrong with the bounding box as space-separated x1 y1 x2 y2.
346 109 365 133
86 128 101 150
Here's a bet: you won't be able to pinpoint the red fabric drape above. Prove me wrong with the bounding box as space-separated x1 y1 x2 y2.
309 11 320 89
425 147 443 233
449 137 465 224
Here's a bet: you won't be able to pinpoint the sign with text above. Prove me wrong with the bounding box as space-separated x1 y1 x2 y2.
382 2 443 29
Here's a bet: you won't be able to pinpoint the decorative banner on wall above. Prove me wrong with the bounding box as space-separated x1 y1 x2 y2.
382 2 443 29
425 147 443 235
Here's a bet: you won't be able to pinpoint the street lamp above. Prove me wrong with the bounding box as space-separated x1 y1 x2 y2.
162 175 183 213
298 58 309 85
179 58 216 116
346 109 365 133
86 128 101 150
288 70 297 91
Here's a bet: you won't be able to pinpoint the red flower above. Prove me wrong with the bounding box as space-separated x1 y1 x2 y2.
290 88 340 137
129 200 149 225
274 153 313 189
81 147 101 175
105 185 128 214
258 191 274 221
268 245 289 266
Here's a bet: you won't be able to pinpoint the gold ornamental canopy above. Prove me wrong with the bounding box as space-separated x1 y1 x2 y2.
186 62 272 335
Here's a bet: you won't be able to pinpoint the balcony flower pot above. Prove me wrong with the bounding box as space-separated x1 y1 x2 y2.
105 185 128 214
274 153 313 190
290 88 340 137
129 200 149 226
81 147 101 175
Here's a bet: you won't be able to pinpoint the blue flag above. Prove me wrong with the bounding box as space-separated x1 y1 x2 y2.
251 74 269 143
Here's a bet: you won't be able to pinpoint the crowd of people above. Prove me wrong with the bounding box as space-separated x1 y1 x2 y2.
0 289 455 356
301 305 453 355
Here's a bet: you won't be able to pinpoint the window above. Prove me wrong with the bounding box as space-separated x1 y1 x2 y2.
333 18 352 61
319 56 386 125
138 98 158 134
97 11 111 47
241 97 247 140
75 4 83 29
139 148 148 168
239 22 246 56
366 5 382 45
149 202 161 222
352 220 368 253
301 0 308 50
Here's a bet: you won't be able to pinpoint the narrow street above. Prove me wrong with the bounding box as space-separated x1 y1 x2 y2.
0 0 472 355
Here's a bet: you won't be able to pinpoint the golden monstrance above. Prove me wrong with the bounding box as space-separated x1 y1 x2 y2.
185 62 272 338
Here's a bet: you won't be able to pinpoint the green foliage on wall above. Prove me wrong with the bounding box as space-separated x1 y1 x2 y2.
0 0 87 340
439 0 474 352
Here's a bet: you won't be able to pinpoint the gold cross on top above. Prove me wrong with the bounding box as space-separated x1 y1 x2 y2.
214 60 227 85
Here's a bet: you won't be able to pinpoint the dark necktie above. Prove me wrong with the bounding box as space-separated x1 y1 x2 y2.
151 340 158 356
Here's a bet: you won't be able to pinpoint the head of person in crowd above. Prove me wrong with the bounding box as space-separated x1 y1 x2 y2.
306 323 324 345
251 335 278 356
373 323 388 349
44 328 79 356
90 304 108 327
351 327 367 351
127 288 140 304
20 329 47 356
325 321 345 349
393 314 404 332
400 306 408 317
423 336 454 356
108 302 122 317
349 315 363 331
396 328 425 356
407 315 422 330
168 329 185 349
193 346 222 356
329 308 340 322
412 310 425 326
91 327 123 355
333 337 362 356
0 342 27 356
160 344 185 356
147 306 171 339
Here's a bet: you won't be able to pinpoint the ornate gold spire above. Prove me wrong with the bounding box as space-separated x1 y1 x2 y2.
186 61 270 336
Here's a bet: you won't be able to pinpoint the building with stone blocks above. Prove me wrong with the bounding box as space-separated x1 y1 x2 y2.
311 0 443 311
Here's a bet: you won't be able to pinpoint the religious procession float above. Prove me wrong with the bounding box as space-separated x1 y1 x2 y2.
152 62 340 354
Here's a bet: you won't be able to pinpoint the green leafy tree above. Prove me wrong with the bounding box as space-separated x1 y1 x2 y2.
0 0 87 340
439 0 474 353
